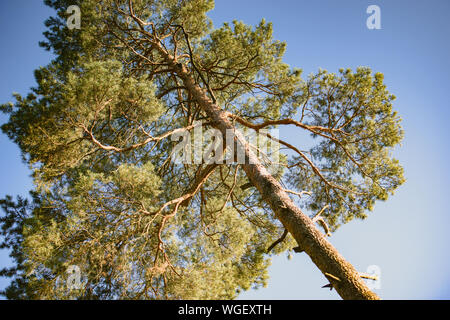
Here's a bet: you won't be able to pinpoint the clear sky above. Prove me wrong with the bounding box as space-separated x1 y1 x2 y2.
1 0 449 299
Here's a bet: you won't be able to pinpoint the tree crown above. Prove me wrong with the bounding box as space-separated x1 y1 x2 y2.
0 0 404 299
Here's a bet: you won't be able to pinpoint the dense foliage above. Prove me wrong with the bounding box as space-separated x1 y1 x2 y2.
0 0 404 299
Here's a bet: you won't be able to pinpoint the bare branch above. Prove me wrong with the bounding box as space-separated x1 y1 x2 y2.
266 229 288 253
81 123 201 153
283 189 312 199
170 24 217 104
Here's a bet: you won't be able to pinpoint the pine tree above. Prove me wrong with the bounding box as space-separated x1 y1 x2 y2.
0 0 404 300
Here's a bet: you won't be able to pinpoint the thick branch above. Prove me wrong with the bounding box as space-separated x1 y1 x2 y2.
81 123 200 153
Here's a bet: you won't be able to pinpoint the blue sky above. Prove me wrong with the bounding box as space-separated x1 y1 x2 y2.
1 0 450 299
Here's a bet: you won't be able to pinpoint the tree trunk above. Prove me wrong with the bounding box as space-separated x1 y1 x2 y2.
157 44 380 300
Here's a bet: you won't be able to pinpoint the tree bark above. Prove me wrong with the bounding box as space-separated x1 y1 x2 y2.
157 44 380 300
